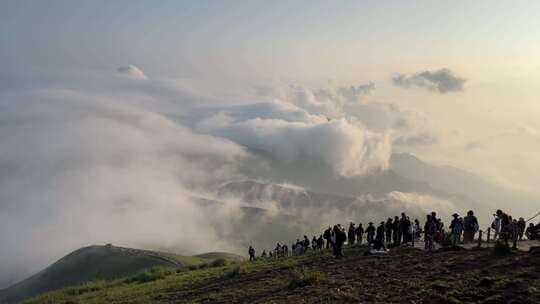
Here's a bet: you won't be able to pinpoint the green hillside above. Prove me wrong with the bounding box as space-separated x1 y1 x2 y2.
21 246 540 304
0 245 244 303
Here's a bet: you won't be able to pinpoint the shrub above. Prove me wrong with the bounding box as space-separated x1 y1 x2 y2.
223 266 244 278
288 266 323 289
210 258 227 268
124 267 174 284
198 263 209 269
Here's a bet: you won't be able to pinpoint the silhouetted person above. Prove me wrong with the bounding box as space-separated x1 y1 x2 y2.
317 235 324 250
449 213 463 247
303 236 310 251
356 223 364 245
400 213 411 244
348 222 356 245
463 210 478 243
392 216 400 244
376 221 386 242
526 223 538 240
424 214 436 251
332 225 346 257
517 217 526 240
370 239 387 252
385 218 393 244
312 236 318 250
261 250 267 258
249 246 256 261
414 218 421 239
366 222 375 244
323 226 332 249
496 209 511 244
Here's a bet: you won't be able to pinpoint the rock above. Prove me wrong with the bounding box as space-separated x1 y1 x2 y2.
528 246 540 256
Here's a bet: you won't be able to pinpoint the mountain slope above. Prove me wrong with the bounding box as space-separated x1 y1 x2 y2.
390 153 539 216
0 245 243 303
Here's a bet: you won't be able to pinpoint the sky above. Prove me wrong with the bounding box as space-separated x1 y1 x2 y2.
1 0 540 288
3 0 539 190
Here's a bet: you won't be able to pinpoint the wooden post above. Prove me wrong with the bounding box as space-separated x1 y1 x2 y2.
487 227 491 243
477 230 483 248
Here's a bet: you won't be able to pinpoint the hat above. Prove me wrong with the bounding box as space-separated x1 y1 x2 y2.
452 213 459 217
368 222 373 224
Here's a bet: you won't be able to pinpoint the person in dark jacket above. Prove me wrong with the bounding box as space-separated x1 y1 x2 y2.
424 214 436 251
249 246 256 261
366 222 376 244
462 210 479 243
317 235 324 250
356 223 364 245
376 221 386 242
323 226 332 249
526 223 538 240
348 222 356 246
517 217 526 240
392 216 400 244
333 225 346 257
399 213 411 244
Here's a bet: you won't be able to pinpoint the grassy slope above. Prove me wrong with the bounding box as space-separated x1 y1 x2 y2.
24 246 540 304
0 246 244 303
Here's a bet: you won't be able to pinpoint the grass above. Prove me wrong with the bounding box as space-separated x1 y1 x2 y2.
287 266 323 289
23 252 311 304
21 245 540 304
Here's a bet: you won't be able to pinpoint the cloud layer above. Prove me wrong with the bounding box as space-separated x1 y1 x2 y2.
393 68 466 93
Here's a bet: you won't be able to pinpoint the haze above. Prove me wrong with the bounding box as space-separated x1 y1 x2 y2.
1 0 539 289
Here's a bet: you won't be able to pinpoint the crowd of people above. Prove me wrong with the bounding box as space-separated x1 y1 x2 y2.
248 209 540 261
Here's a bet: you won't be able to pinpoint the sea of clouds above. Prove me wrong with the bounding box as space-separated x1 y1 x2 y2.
0 66 448 288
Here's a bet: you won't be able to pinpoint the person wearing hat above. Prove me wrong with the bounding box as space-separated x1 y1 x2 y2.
366 222 376 244
449 213 463 247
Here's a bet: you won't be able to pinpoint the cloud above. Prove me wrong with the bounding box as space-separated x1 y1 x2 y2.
117 65 148 80
0 84 250 287
394 132 438 146
393 68 466 93
196 102 391 177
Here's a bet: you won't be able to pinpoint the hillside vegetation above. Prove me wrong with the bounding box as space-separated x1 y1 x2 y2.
0 245 244 303
22 246 540 304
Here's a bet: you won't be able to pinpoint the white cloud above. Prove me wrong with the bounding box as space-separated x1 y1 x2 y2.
117 65 148 80
393 68 466 93
196 102 391 177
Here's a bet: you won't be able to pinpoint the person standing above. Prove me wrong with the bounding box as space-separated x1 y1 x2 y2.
424 214 436 251
366 222 376 244
348 222 356 246
385 218 393 244
323 226 332 250
517 217 526 241
249 245 256 261
392 216 400 244
376 221 386 242
356 223 364 245
463 210 479 244
449 214 463 247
